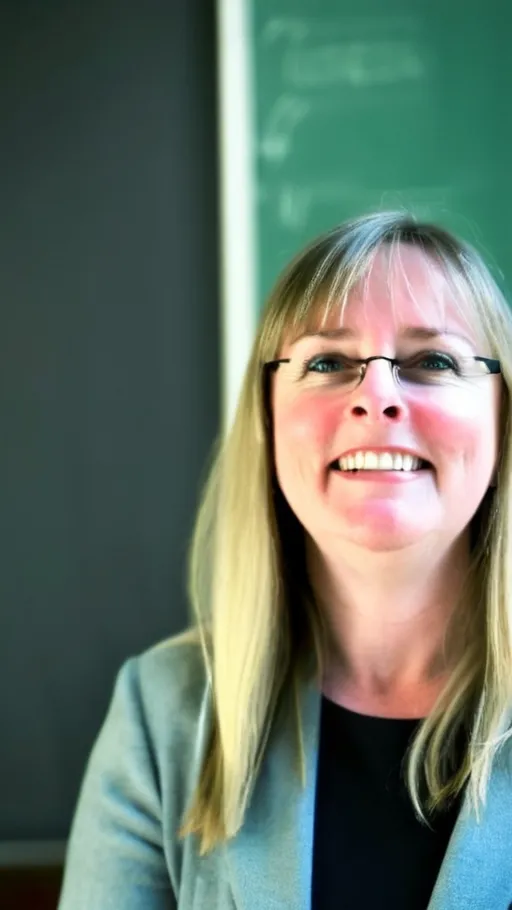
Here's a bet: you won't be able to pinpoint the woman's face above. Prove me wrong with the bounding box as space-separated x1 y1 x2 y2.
271 245 501 555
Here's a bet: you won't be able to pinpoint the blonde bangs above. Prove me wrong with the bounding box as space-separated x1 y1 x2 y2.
257 211 511 375
256 224 384 363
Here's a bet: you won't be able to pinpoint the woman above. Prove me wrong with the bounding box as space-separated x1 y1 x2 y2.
58 211 512 910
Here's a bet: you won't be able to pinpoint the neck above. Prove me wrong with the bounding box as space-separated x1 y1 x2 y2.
307 534 470 718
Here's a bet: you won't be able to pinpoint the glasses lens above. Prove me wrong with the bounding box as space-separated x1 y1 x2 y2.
289 353 362 385
397 352 488 385
279 352 492 389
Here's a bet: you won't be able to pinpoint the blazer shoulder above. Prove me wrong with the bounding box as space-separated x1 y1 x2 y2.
58 629 210 908
123 627 211 754
137 627 208 693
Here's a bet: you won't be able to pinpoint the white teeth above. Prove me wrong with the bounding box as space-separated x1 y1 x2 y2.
379 453 394 470
402 454 414 472
337 451 423 472
364 452 379 470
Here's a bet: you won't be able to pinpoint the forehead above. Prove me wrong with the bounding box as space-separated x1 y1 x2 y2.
290 244 486 347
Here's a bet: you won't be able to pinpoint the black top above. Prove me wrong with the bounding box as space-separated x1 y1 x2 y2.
311 696 461 910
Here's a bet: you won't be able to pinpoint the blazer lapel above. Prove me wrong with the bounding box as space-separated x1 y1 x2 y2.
225 679 512 910
428 740 512 910
225 680 321 910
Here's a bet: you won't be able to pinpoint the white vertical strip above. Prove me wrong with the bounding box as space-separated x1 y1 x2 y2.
216 0 257 431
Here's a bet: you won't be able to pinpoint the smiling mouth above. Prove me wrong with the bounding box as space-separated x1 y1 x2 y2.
332 452 433 473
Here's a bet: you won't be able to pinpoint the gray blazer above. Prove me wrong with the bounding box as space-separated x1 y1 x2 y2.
58 633 512 910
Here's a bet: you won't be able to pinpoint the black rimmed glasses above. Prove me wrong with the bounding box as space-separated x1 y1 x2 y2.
264 352 501 390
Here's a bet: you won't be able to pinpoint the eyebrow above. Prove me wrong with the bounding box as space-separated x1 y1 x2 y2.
294 327 475 346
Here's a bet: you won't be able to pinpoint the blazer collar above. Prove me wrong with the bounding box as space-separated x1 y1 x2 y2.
225 680 512 910
428 741 512 909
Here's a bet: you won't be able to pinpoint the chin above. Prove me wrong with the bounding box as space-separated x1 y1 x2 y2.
345 528 423 552
340 507 431 552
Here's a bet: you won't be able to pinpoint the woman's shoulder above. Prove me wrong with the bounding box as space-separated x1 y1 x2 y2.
126 627 210 737
113 629 210 747
59 629 211 907
135 626 208 689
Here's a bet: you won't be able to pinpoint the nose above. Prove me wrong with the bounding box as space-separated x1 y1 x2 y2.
349 358 406 422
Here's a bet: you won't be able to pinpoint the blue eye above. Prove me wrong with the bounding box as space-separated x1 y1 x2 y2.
305 354 353 374
398 350 463 385
411 351 460 372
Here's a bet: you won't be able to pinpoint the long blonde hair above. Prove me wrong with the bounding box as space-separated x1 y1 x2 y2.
181 211 512 853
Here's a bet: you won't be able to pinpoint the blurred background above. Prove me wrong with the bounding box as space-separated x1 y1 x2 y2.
1 0 510 906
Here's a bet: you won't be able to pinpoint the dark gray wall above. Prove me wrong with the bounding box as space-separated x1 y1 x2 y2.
1 0 219 840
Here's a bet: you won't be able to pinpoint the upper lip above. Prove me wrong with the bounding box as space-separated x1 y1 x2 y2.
335 446 431 463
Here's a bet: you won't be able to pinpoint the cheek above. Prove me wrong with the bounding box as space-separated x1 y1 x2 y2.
273 395 340 451
413 392 498 471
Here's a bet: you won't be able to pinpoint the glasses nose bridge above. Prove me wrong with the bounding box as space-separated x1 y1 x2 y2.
357 354 397 386
350 355 405 418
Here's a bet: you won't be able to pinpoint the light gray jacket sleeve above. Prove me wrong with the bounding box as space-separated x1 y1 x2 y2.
58 657 176 910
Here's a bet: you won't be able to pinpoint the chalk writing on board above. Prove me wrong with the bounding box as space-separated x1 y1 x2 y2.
259 95 310 163
260 17 429 89
262 18 308 45
284 41 426 88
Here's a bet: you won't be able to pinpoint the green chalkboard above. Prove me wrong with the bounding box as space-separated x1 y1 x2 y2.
251 1 511 306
